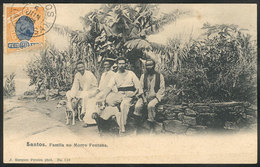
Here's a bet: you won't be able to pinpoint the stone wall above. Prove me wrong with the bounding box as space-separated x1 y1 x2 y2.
152 102 257 135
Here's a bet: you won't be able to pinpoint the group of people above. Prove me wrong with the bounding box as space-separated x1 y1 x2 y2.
66 57 165 134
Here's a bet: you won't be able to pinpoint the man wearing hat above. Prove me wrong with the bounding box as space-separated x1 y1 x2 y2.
134 59 165 127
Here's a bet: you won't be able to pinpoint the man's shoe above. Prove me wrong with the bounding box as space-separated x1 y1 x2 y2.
119 131 126 137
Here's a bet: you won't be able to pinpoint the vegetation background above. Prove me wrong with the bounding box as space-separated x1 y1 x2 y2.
4 4 257 105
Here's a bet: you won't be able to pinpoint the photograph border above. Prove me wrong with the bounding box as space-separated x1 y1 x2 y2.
1 0 259 166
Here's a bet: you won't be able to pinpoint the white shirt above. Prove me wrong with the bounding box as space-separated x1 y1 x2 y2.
108 70 143 96
70 70 98 97
99 70 116 91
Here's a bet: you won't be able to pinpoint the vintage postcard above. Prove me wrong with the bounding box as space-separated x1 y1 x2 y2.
3 3 257 164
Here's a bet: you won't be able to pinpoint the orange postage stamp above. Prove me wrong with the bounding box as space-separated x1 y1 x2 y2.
6 4 56 54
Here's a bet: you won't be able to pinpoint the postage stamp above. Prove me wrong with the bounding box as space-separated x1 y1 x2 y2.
6 4 56 53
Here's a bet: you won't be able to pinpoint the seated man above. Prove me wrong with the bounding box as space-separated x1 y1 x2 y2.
134 59 165 130
66 61 99 127
94 59 121 132
102 57 142 134
99 60 116 92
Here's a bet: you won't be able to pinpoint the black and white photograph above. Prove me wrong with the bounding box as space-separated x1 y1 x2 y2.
3 3 257 164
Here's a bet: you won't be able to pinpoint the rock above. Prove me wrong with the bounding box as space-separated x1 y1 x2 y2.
248 123 257 130
240 112 247 119
177 112 184 121
234 106 245 113
210 102 245 107
229 111 240 116
224 121 239 131
59 91 67 96
164 104 185 113
243 102 250 108
163 120 189 134
164 109 182 113
37 94 45 100
188 102 246 107
155 112 166 122
245 108 257 117
172 110 183 113
183 115 197 126
163 109 170 114
154 122 164 133
236 117 248 128
246 115 256 124
166 116 176 120
141 120 151 130
164 104 184 110
138 120 164 134
24 90 36 96
165 112 176 120
193 106 211 113
185 108 197 116
49 89 59 96
196 113 217 126
186 128 197 135
186 128 201 135
188 103 194 108
190 125 207 131
249 105 257 110
173 105 185 110
45 112 51 116
198 113 216 117
19 95 36 100
186 126 208 135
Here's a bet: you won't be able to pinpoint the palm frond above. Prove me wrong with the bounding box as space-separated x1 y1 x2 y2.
124 39 152 50
51 23 74 36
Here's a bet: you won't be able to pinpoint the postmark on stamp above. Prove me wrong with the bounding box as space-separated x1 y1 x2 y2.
6 4 56 53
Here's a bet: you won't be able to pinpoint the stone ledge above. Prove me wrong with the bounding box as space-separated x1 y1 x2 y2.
156 101 256 134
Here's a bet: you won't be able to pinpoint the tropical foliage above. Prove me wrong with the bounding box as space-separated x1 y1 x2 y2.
25 5 256 105
56 4 187 77
25 47 76 93
161 23 257 104
26 4 187 92
3 73 16 97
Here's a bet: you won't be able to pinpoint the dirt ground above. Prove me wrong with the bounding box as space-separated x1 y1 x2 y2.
3 97 102 141
4 96 257 140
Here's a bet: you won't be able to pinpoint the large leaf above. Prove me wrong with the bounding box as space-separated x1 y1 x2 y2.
124 39 152 50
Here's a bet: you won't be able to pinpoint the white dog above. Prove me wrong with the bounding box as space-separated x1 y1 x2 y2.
56 98 83 125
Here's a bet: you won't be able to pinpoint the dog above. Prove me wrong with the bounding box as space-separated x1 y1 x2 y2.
92 101 119 135
56 98 83 125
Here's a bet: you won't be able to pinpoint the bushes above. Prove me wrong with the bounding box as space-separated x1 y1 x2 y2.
162 23 257 104
25 22 256 105
25 47 76 94
25 4 187 95
3 73 16 97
